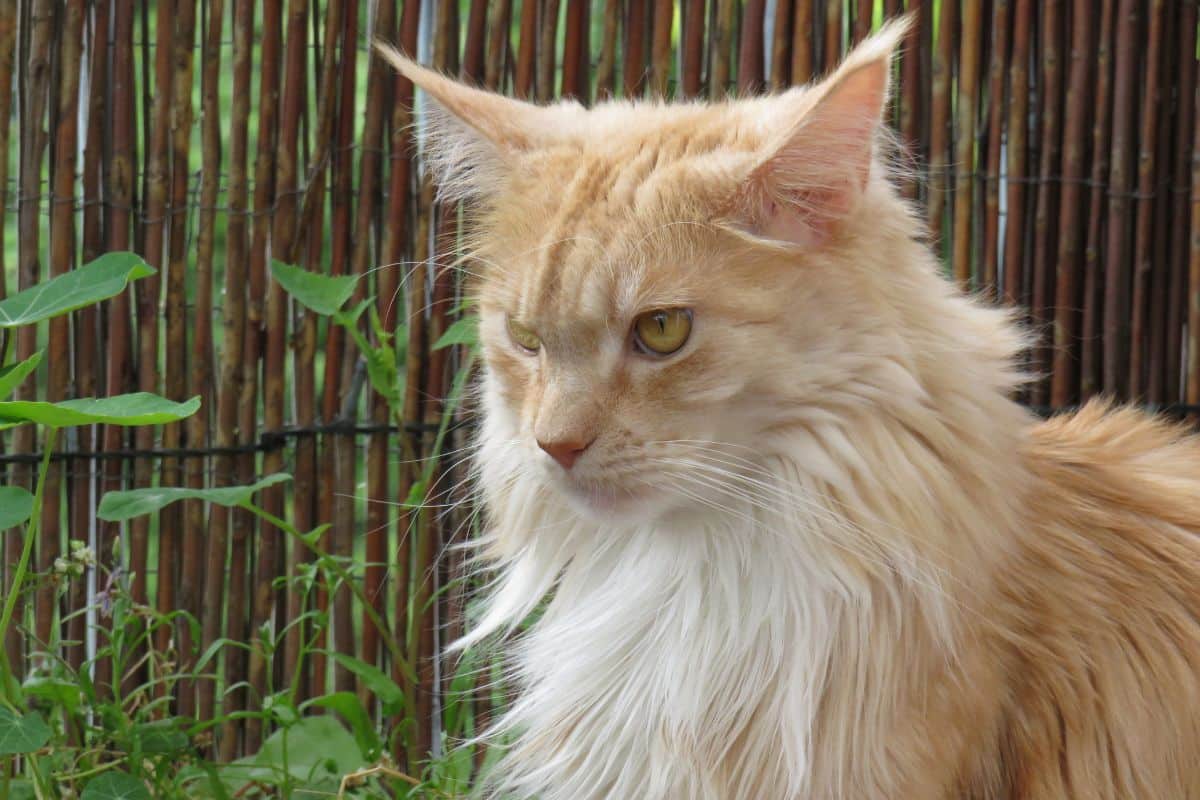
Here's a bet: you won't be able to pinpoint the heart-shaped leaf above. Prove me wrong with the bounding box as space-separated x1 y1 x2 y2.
97 474 292 522
0 352 43 399
0 708 51 755
0 486 34 529
0 252 154 328
80 771 151 800
0 394 200 430
271 260 357 317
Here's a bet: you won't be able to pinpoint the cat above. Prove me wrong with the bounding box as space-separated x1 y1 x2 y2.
380 18 1200 800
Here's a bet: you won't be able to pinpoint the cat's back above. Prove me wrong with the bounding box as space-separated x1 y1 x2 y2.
986 400 1200 798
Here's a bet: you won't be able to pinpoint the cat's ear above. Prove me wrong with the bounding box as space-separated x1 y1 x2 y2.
375 44 560 202
735 17 909 247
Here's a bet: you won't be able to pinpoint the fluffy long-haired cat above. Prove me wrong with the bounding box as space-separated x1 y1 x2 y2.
381 19 1200 800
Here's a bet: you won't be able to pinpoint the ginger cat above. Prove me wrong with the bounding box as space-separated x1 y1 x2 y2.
381 19 1200 800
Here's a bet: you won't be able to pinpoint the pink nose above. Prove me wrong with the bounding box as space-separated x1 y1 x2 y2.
537 438 593 470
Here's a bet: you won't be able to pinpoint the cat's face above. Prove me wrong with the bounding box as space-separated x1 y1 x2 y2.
383 25 909 523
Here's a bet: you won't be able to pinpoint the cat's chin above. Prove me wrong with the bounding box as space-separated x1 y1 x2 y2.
554 477 675 523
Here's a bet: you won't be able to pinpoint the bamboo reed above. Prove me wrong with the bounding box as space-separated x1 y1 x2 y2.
1103 0 1141 396
1079 0 1117 400
1127 0 1165 398
1049 0 1094 406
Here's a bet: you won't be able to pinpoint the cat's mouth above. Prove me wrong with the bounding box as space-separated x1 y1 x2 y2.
555 475 658 518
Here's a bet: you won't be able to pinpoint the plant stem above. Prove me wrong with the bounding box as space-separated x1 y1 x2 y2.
0 426 57 702
238 502 414 685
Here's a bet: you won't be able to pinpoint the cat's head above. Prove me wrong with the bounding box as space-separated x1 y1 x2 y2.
382 19 1020 527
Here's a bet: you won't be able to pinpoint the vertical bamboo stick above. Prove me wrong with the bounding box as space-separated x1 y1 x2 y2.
130 0 174 693
898 0 922 200
625 0 648 98
357 0 400 713
515 0 538 98
41 0 84 652
738 0 765 94
484 0 512 90
537 0 560 102
680 0 704 97
96 0 137 700
1145 2 1176 404
594 0 620 98
1102 0 1141 396
1001 0 1031 306
1187 72 1200 409
71 0 110 674
854 0 873 43
650 0 673 98
382 0 422 770
791 0 814 86
1166 2 1197 404
1029 0 1062 405
154 0 197 671
1049 0 1094 406
769 0 791 90
1079 0 1116 399
1127 0 1165 398
951 0 981 288
325 0 359 699
927 0 956 248
12 0 54 685
981 0 1010 294
237 0 281 738
710 0 736 99
823 0 842 70
212 0 254 754
464 0 489 84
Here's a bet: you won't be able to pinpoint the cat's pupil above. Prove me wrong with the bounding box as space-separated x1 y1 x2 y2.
655 313 666 333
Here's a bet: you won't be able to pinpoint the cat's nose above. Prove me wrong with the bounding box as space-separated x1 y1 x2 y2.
537 437 593 470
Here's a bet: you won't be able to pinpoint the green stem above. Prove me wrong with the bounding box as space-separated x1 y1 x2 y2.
238 502 415 685
0 426 57 703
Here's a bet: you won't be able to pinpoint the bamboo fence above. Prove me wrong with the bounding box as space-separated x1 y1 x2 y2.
2 0 1198 764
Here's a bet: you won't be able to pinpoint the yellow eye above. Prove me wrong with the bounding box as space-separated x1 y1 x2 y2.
507 318 542 353
633 308 692 356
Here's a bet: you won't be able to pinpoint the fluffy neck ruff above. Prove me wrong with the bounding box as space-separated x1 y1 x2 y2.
464 370 1033 799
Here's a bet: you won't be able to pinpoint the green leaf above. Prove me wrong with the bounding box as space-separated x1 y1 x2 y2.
0 351 43 399
80 771 152 800
22 675 85 715
433 315 478 350
271 260 357 316
329 652 408 717
302 692 381 760
225 716 365 792
97 474 292 522
0 252 154 329
0 393 200 430
0 708 51 755
0 486 34 529
131 718 190 754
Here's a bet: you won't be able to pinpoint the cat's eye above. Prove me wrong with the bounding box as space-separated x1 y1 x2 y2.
507 317 542 353
633 308 693 356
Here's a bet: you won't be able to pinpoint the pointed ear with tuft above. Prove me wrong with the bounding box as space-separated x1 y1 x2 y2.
733 17 909 248
374 43 564 202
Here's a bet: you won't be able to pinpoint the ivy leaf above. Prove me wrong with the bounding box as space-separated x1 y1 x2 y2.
0 394 200 431
0 252 154 329
97 474 292 522
271 260 357 317
0 708 51 755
